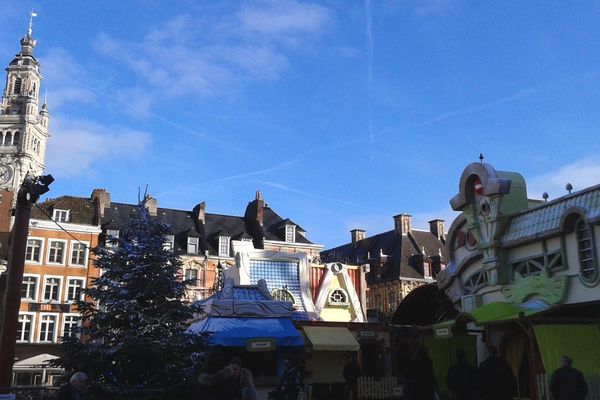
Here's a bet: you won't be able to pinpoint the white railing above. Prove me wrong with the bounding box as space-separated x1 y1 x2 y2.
357 377 404 399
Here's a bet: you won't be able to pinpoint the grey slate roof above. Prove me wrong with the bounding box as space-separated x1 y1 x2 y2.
321 228 447 284
502 184 600 245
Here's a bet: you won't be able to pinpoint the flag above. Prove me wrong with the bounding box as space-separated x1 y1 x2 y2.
30 11 38 17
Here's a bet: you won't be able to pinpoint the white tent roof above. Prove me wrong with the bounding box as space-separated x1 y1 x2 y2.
13 353 59 368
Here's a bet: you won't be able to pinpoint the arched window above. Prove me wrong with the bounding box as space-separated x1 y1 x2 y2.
576 218 598 282
271 288 295 304
328 288 349 306
2 132 13 146
12 131 19 146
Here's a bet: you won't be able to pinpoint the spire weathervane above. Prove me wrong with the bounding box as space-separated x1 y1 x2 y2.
28 10 38 36
479 153 484 163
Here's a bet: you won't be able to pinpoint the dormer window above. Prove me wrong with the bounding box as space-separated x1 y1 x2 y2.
271 288 295 304
576 219 598 282
285 225 296 242
163 235 174 251
187 237 199 254
53 209 69 223
218 236 230 256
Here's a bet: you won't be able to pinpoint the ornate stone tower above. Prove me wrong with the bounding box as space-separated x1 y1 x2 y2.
0 21 49 256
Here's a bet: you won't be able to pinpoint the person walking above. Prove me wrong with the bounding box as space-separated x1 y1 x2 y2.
477 346 516 400
410 348 437 400
446 349 477 400
342 353 361 400
56 372 87 400
278 358 305 400
550 355 588 400
227 357 257 400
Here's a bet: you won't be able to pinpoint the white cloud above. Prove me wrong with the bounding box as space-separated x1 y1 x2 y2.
45 117 151 177
527 158 600 200
238 0 332 36
39 47 97 108
92 2 333 101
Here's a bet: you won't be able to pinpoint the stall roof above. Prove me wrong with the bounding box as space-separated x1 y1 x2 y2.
13 354 59 368
302 326 360 351
188 317 304 347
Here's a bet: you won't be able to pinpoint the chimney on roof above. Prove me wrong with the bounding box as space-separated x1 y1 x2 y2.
194 201 206 224
428 219 445 241
144 194 157 217
91 188 111 221
351 229 365 245
393 213 412 236
254 191 264 226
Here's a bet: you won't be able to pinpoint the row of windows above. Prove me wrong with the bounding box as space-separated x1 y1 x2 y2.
0 131 19 146
26 238 89 267
17 312 80 343
21 275 86 303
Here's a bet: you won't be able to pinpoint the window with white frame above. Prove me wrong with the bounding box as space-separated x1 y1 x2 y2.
271 288 295 304
52 209 69 223
21 275 38 301
47 240 66 264
285 225 296 242
66 278 85 302
70 242 87 266
43 277 62 302
62 315 80 338
163 235 174 251
17 313 34 342
328 288 349 306
187 237 199 254
185 269 199 286
576 218 598 282
39 314 57 342
25 239 42 263
218 236 230 256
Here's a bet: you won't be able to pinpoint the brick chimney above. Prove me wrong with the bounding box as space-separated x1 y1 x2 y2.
193 201 206 224
351 229 366 245
91 188 111 221
253 191 264 226
144 194 157 217
428 219 445 241
393 213 412 236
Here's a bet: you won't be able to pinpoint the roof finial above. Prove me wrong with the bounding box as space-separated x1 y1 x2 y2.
479 153 484 163
566 183 573 194
28 10 38 37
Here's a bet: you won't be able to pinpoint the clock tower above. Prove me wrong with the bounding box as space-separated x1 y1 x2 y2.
0 22 49 258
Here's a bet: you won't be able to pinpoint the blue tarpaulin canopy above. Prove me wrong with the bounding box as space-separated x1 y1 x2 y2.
188 317 304 347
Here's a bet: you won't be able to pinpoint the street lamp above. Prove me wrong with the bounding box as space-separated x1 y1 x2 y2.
0 174 53 390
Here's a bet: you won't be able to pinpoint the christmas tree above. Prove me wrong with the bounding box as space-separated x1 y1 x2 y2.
55 198 204 397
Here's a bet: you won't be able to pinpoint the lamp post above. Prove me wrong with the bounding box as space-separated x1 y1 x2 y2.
0 174 53 390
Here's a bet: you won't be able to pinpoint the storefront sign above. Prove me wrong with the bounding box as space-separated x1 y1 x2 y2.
392 386 404 398
246 338 275 352
358 330 377 338
434 326 452 339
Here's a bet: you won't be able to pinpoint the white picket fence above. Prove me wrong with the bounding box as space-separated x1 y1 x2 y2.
357 377 404 399
536 373 600 400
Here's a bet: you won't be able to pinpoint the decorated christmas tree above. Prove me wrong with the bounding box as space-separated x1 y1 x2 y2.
55 198 204 397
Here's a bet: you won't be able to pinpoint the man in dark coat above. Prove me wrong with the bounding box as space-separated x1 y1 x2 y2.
343 353 361 400
477 346 515 400
410 348 437 400
446 349 477 400
550 355 588 400
56 372 87 400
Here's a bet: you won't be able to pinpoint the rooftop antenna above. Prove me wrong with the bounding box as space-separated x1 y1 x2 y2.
566 183 573 194
479 153 484 163
28 10 38 36
542 192 549 202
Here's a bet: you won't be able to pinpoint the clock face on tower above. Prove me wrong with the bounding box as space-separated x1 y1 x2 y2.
0 164 14 185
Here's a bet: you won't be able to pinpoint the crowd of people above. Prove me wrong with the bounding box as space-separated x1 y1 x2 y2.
55 346 588 400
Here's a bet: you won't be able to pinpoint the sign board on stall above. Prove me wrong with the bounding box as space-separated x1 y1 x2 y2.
392 386 404 398
246 338 275 352
434 326 452 339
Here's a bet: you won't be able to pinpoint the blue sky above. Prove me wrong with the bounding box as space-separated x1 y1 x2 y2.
2 1 600 249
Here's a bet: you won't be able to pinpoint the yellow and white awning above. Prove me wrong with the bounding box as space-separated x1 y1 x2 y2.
302 326 360 351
